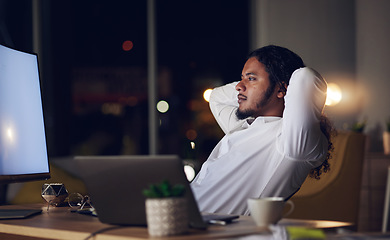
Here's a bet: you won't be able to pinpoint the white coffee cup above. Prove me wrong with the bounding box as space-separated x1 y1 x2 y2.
247 197 294 227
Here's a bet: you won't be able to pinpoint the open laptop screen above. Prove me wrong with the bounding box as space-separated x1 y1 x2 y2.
74 155 207 229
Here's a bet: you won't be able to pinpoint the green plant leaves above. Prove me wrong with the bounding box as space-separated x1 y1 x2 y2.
143 180 185 198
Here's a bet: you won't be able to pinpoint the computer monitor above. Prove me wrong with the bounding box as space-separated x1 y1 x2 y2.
0 43 50 185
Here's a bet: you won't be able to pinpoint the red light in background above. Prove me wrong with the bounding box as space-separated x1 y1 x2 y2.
186 129 197 141
122 40 134 51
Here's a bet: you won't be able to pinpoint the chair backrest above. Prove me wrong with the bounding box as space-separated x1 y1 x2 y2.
289 131 366 226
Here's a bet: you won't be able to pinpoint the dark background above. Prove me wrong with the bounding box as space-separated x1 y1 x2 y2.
0 0 249 164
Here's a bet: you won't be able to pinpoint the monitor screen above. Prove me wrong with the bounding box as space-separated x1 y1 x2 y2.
0 44 50 183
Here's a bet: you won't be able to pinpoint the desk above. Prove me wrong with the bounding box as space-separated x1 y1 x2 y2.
0 204 352 240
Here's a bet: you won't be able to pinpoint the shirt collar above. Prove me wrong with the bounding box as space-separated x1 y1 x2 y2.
245 116 281 126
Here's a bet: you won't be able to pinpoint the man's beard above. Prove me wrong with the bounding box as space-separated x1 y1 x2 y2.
236 108 256 120
235 84 276 120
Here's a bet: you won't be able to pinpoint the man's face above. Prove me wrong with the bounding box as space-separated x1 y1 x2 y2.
235 57 281 119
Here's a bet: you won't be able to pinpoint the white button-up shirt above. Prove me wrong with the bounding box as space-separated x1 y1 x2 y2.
191 67 328 215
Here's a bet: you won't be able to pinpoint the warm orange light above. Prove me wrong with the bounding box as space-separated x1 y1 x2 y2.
326 83 342 106
122 40 134 51
203 89 213 102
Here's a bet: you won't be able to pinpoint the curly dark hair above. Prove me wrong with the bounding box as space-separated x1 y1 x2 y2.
247 45 305 92
248 45 335 179
309 115 336 179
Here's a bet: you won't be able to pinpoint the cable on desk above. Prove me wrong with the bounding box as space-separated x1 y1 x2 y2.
84 225 127 240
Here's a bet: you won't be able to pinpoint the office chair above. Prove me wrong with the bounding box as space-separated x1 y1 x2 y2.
289 131 366 229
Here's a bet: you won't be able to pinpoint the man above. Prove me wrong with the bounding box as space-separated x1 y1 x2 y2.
190 45 332 215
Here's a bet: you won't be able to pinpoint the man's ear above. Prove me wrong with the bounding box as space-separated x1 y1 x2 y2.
277 83 288 98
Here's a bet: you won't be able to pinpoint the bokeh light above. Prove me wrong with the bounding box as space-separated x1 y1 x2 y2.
203 89 213 102
326 83 342 106
122 40 134 51
186 129 197 140
184 165 196 182
101 103 122 115
157 100 169 113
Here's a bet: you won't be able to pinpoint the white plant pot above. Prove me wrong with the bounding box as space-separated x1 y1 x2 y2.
384 131 390 155
145 197 188 237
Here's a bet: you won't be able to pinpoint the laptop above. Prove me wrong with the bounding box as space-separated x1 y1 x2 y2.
74 155 234 229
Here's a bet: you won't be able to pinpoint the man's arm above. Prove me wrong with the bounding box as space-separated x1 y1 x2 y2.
279 67 328 160
209 82 246 134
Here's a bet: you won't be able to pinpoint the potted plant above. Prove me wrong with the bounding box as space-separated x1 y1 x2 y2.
351 120 366 133
143 180 188 237
384 120 390 155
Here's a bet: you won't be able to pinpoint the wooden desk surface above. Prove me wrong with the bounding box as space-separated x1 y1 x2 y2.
0 204 352 240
